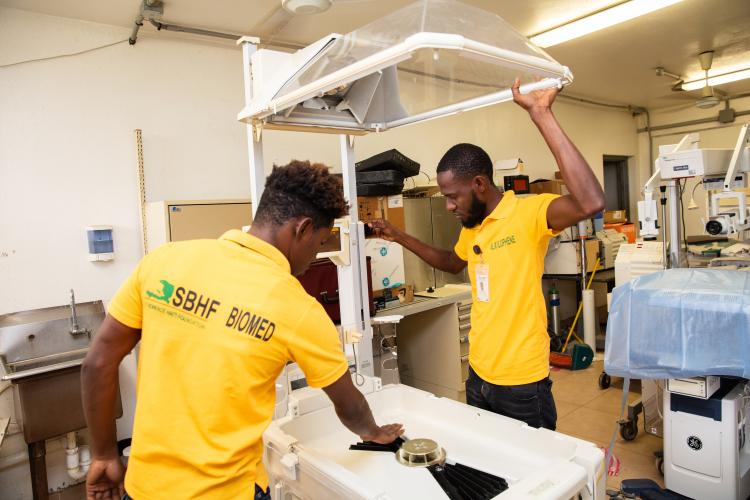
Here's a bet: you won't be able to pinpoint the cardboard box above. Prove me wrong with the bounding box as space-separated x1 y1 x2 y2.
396 284 414 304
357 195 405 233
364 238 405 292
604 209 627 224
530 179 569 196
544 239 601 275
604 222 636 243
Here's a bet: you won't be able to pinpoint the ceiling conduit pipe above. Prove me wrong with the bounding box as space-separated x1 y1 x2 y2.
148 19 239 41
129 0 163 45
637 110 750 134
129 13 144 45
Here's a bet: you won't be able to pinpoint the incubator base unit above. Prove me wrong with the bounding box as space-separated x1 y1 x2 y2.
264 384 606 499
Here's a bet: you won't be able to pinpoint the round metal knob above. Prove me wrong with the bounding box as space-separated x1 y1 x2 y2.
396 438 446 467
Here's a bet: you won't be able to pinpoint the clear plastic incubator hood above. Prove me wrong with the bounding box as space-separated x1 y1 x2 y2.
238 0 573 134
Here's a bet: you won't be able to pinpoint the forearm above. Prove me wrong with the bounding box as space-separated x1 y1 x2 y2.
81 359 120 459
334 391 380 439
531 109 604 214
396 232 464 274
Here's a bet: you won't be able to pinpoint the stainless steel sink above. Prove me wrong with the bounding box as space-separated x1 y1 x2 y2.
0 297 122 443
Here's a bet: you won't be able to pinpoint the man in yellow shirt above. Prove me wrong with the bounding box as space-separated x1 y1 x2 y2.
370 80 605 430
81 161 403 500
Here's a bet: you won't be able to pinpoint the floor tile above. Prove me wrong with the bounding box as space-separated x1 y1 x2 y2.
554 399 581 419
605 444 664 490
614 431 663 459
549 359 665 493
557 406 622 446
58 482 85 500
584 387 641 418
548 366 572 382
551 375 606 406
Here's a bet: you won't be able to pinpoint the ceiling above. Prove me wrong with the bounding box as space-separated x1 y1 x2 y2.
3 0 750 109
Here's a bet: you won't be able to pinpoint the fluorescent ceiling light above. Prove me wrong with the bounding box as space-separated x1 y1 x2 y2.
530 0 683 48
681 68 750 91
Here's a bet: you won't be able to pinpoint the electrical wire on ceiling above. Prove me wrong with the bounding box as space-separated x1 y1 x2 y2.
0 39 129 68
557 94 632 110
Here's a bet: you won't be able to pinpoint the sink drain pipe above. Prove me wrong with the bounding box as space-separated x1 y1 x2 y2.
65 432 91 480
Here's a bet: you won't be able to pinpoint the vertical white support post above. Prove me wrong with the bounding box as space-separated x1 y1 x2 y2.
238 36 265 214
667 180 683 268
338 135 374 377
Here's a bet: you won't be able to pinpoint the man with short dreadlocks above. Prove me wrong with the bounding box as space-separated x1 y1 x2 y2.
82 161 404 500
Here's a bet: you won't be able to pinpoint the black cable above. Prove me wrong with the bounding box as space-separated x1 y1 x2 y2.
351 344 365 386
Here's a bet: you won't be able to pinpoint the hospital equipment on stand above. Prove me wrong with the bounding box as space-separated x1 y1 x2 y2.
637 124 750 249
239 2 605 497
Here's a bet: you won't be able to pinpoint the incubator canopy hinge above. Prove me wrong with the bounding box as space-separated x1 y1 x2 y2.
253 123 263 142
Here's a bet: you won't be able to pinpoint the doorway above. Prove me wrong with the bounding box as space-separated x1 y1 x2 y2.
603 155 630 212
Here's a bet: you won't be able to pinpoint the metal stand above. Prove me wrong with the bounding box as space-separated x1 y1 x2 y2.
28 441 49 500
666 180 683 268
338 135 374 376
239 39 375 377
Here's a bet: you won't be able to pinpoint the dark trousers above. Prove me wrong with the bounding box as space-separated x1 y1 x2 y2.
465 366 557 430
124 484 270 500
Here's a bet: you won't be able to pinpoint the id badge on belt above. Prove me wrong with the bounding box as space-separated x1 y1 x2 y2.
475 263 490 302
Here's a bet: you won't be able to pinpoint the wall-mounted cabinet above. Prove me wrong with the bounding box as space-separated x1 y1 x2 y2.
146 200 252 252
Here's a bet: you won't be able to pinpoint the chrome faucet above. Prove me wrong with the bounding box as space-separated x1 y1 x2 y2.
69 289 91 337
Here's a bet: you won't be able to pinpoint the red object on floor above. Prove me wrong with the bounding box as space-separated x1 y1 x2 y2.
600 447 622 476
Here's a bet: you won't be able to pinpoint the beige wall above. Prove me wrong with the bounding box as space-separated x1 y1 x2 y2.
0 6 639 497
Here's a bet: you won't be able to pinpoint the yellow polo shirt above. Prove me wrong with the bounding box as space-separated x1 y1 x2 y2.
108 229 348 499
454 191 559 385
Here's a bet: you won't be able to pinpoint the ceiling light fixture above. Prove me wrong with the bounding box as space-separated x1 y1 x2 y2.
681 68 750 91
282 0 332 15
529 0 684 48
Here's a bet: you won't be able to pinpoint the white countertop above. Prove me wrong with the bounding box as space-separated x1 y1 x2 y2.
374 284 472 318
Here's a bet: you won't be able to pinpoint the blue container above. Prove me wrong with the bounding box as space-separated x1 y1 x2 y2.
593 212 604 232
87 227 114 254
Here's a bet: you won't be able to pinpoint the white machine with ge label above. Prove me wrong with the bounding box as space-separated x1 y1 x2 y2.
663 379 750 500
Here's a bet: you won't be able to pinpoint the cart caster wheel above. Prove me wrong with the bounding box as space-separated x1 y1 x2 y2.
599 372 611 389
655 456 664 475
619 419 638 441
654 451 664 475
